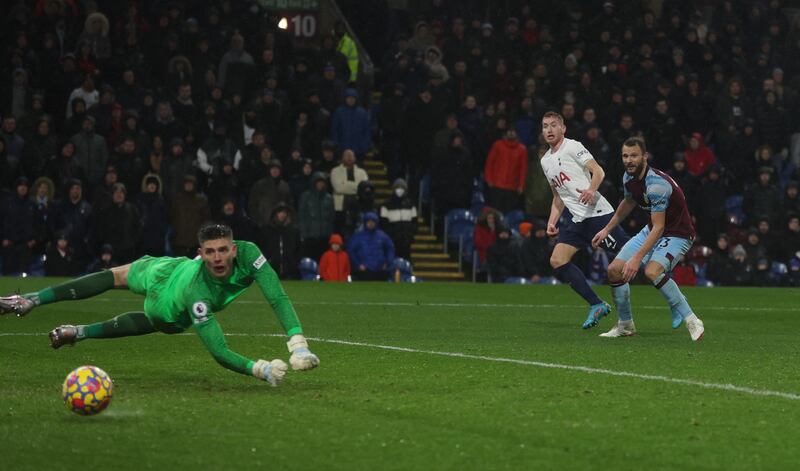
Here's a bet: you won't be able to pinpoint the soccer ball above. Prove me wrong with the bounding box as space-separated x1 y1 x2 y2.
62 365 113 416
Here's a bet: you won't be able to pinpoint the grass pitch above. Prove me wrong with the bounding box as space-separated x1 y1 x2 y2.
2 278 800 470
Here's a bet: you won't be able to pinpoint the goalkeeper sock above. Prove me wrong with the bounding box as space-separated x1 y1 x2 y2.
554 263 602 305
652 273 692 319
24 270 115 306
611 282 633 321
77 312 156 340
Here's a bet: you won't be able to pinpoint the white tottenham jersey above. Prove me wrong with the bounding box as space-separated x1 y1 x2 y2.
540 138 613 222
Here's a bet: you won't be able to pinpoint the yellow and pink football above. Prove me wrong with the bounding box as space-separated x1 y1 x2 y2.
62 366 113 416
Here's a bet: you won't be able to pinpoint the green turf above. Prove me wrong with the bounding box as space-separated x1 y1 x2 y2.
2 278 800 470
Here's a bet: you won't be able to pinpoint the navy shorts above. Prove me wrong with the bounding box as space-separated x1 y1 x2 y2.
557 209 630 254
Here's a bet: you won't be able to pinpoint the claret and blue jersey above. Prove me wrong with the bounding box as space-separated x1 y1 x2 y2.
623 166 696 240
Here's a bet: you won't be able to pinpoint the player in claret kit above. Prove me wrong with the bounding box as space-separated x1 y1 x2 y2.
592 138 705 341
0 223 319 386
540 111 630 329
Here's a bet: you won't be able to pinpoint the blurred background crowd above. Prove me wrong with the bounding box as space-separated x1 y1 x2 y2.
1 0 799 286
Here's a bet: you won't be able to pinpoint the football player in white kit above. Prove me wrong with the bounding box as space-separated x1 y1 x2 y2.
540 111 630 329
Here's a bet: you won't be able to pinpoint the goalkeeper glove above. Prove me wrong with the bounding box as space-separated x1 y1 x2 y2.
287 334 320 371
252 359 288 386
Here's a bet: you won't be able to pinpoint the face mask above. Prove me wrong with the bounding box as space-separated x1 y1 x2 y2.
394 188 405 197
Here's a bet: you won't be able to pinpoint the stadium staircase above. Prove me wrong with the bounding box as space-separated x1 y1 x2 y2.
363 155 466 281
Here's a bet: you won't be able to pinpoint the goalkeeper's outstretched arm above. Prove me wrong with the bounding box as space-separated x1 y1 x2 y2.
193 312 287 386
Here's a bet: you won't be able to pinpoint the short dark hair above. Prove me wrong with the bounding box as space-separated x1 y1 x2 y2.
197 223 233 244
622 137 647 153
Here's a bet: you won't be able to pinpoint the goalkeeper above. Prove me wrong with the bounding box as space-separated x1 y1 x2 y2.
0 223 319 387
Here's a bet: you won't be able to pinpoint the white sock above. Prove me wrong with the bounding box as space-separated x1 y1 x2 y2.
684 313 698 323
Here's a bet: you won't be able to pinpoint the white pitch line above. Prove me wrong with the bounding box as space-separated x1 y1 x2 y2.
3 331 798 400
87 297 800 312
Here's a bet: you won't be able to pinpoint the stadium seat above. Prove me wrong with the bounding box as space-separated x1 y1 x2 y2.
444 209 477 254
504 209 526 231
389 257 418 282
725 195 745 224
504 277 531 284
298 258 320 281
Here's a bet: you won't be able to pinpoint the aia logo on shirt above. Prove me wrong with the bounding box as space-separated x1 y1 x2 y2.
550 172 571 189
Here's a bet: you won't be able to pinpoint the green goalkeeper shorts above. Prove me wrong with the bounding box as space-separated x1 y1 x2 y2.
127 256 189 334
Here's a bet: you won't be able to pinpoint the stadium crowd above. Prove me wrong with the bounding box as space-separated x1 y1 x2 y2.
1 0 800 286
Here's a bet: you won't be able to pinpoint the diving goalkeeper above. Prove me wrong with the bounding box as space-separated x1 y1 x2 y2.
0 223 319 387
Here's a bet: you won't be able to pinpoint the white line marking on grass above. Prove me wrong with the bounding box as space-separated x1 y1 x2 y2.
3 331 799 400
89 297 800 313
225 333 800 401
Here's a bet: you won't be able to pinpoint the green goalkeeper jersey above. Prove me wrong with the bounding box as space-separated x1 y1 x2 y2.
127 240 302 376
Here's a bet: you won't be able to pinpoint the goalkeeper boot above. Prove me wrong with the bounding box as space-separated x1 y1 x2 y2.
581 302 611 329
0 295 36 317
686 316 705 342
50 325 78 349
599 320 636 338
671 307 684 329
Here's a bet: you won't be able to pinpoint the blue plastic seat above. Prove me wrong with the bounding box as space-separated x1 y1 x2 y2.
504 209 526 231
298 258 319 281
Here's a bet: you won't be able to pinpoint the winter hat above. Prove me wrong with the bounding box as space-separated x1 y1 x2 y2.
344 88 358 98
519 222 533 237
392 178 408 190
268 159 282 169
732 244 747 258
329 233 343 246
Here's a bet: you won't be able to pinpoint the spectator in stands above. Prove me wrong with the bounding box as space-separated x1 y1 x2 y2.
94 183 140 264
248 159 292 230
330 88 370 160
696 165 727 244
331 149 368 235
162 138 194 200
298 172 335 261
756 217 783 262
784 182 800 216
646 99 680 168
744 167 782 225
356 180 376 215
515 221 552 283
70 115 108 188
474 207 501 264
135 173 168 257
170 175 210 258
706 234 735 286
31 176 59 253
744 229 769 269
484 128 528 213
260 202 301 280
0 136 20 192
59 179 92 269
217 32 254 93
45 230 80 276
487 224 517 283
218 198 258 244
431 133 473 219
66 75 98 119
1 177 36 274
380 178 418 260
403 88 442 187
24 117 57 180
88 243 118 272
523 145 553 219
782 215 800 262
672 255 697 286
684 132 716 177
289 158 315 204
319 233 351 282
316 140 339 176
347 212 395 281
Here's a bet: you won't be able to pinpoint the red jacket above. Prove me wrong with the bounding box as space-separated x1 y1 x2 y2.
684 133 716 177
672 264 697 286
485 139 528 192
320 249 350 281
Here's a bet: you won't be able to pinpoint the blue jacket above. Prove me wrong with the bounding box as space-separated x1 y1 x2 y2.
347 212 395 272
331 91 371 155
